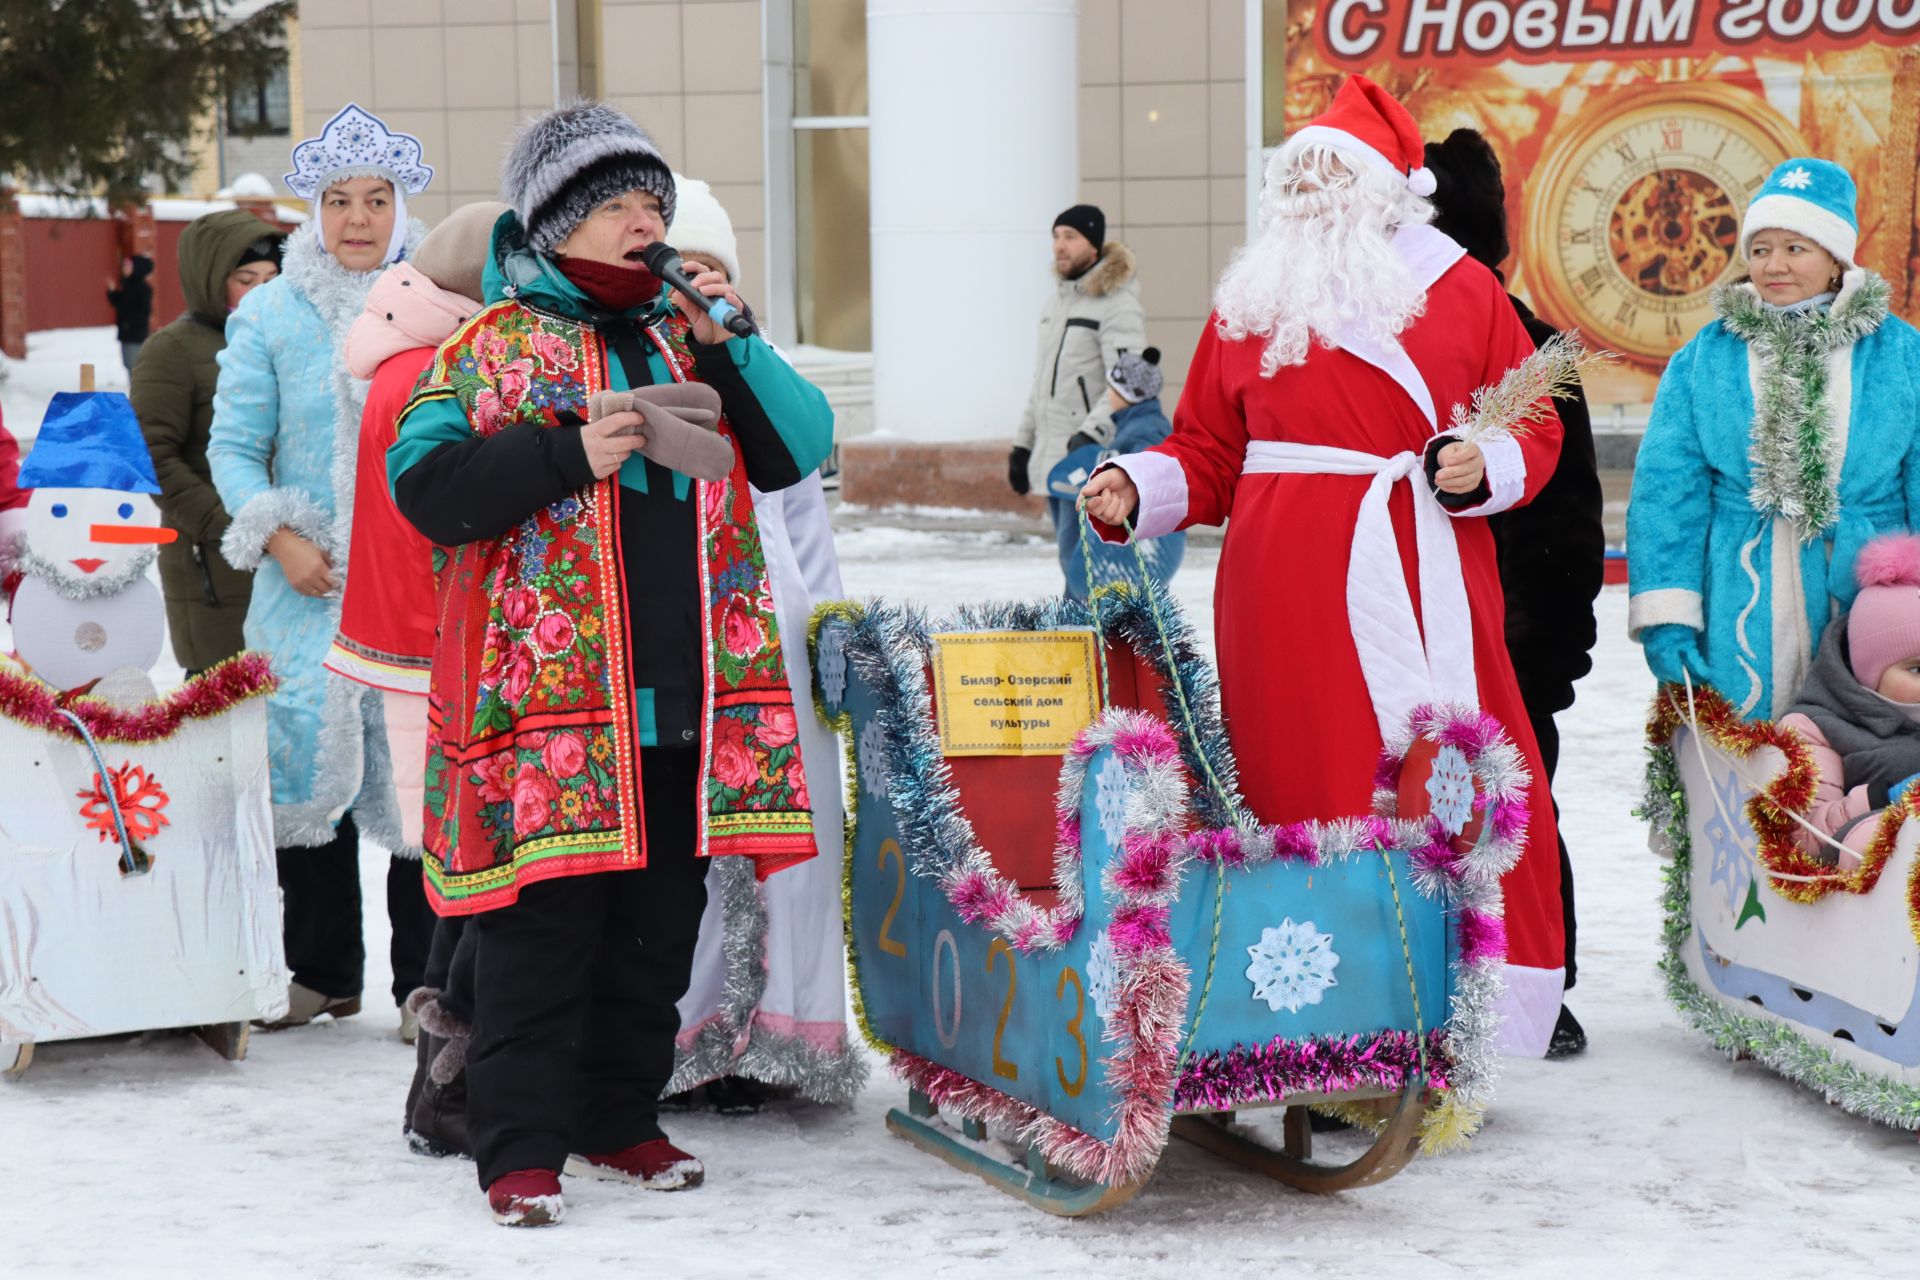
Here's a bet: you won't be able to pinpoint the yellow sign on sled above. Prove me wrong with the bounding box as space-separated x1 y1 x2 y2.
931 629 1098 756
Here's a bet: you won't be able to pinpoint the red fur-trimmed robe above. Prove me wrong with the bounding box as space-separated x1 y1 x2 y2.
1094 226 1567 1056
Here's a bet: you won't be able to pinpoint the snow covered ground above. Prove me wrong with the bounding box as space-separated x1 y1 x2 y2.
1 328 129 448
5 525 1917 1279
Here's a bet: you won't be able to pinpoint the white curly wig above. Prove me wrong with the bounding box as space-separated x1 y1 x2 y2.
1214 138 1435 378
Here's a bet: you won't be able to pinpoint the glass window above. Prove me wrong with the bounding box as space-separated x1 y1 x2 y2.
227 58 291 137
790 0 870 350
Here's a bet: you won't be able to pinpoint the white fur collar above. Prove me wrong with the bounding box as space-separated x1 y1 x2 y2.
280 217 430 343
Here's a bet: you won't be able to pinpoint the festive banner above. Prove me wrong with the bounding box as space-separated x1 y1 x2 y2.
1279 0 1920 404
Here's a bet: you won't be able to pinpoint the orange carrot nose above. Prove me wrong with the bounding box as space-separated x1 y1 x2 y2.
91 524 178 545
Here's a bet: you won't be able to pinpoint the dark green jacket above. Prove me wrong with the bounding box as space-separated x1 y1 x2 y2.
133 210 284 671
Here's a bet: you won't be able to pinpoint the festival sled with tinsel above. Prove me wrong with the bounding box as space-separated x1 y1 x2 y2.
1 379 289 1078
810 588 1523 1214
1646 680 1920 1129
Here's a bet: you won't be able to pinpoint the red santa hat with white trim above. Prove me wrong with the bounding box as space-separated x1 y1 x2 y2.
1287 74 1436 199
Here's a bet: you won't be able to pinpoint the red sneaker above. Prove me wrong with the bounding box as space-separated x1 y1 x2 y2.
564 1138 705 1190
487 1169 565 1227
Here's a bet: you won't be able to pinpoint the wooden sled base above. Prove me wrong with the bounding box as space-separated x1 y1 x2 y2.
0 1022 251 1080
885 1091 1149 1216
1169 1086 1428 1194
886 1084 1428 1214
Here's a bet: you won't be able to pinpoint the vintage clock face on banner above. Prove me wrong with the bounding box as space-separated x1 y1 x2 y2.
1524 85 1806 366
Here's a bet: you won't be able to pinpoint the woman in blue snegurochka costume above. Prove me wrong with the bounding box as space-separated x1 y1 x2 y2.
1627 157 1920 720
208 104 436 1031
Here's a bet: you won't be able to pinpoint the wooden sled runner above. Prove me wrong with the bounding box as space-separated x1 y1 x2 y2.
0 658 289 1077
1648 683 1920 1127
811 591 1519 1214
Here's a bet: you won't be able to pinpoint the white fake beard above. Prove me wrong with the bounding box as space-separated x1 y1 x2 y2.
1214 141 1434 378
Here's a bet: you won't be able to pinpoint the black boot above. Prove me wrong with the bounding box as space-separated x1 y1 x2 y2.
409 996 473 1159
1545 1005 1588 1059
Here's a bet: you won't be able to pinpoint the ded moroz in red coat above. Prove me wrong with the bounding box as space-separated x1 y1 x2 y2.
1093 224 1567 1056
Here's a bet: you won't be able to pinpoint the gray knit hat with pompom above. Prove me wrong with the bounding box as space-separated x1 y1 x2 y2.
501 101 676 257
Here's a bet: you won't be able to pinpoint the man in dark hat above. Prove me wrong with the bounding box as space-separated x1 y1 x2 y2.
1010 204 1145 593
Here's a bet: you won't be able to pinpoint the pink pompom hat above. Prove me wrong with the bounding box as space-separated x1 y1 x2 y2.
1848 533 1920 689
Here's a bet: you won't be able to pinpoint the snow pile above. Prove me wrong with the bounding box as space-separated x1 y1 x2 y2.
1 327 129 445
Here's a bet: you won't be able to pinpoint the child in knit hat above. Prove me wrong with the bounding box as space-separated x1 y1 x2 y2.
1778 533 1920 870
1047 347 1184 602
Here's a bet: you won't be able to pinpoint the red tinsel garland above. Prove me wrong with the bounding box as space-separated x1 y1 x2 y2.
1647 680 1917 916
0 652 278 743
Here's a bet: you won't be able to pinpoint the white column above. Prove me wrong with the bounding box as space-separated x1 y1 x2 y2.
867 0 1078 442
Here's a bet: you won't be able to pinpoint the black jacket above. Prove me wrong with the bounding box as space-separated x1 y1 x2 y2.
108 255 155 343
1487 298 1606 718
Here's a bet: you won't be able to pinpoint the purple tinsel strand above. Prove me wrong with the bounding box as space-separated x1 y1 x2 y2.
1108 904 1171 953
1051 914 1082 947
949 871 995 922
1372 751 1402 791
1490 798 1529 843
1359 815 1394 849
1115 831 1178 894
1111 721 1180 765
1271 823 1321 864
1456 908 1508 964
1170 1028 1448 1111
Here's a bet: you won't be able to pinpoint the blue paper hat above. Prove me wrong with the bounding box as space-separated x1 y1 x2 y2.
18 392 160 494
1743 158 1859 267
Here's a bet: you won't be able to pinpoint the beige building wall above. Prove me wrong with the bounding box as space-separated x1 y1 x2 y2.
1079 0 1250 416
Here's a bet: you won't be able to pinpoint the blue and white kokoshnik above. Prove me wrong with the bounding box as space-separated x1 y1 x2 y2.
284 103 434 201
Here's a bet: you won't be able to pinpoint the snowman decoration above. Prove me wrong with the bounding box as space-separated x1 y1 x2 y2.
12 390 177 692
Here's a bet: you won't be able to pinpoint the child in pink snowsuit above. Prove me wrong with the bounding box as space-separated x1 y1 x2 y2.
1778 533 1920 872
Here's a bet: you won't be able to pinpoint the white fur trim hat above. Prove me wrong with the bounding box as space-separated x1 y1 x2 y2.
1288 74 1435 198
1742 157 1859 267
502 101 676 257
666 174 740 283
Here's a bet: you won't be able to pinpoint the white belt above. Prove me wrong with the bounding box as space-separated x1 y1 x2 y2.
1243 440 1478 740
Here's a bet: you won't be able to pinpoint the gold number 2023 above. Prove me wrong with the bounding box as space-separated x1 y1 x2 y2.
984 940 1088 1097
876 839 908 958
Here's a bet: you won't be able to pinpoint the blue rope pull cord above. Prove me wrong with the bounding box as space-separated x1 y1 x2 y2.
57 709 149 877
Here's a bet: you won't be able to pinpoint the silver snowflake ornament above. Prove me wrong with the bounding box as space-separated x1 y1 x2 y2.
1094 753 1129 848
858 718 889 802
817 624 848 708
1779 165 1813 191
1086 930 1120 1023
1246 918 1340 1014
1426 743 1476 837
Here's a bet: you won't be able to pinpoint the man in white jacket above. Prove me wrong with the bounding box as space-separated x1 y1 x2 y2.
1008 205 1146 586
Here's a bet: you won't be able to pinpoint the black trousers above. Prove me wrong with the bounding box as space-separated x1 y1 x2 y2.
423 915 476 1026
468 748 708 1187
1529 712 1578 991
275 812 365 1000
386 854 436 1006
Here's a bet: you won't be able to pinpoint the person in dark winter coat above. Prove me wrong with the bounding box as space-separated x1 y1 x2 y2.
107 254 156 370
1779 534 1920 870
132 211 284 674
1424 128 1605 1058
388 101 834 1229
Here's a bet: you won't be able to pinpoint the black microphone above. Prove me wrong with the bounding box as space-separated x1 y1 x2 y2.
640 242 755 338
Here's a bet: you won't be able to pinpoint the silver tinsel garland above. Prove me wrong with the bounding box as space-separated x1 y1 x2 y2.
1643 735 1920 1128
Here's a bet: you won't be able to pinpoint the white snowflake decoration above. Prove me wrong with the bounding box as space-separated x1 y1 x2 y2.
1094 753 1130 848
858 718 889 802
1425 743 1476 837
817 624 848 708
1246 918 1340 1014
1086 930 1120 1023
1779 165 1813 191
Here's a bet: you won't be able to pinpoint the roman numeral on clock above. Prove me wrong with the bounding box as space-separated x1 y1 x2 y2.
1615 300 1639 328
1577 265 1607 297
1665 315 1685 340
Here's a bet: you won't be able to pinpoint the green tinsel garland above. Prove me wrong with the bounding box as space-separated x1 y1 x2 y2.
1716 273 1891 541
1640 735 1920 1128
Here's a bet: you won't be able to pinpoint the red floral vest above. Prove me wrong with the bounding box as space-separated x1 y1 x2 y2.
410 301 814 914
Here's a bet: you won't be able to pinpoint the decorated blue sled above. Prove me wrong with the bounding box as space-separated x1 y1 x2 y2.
810 590 1525 1214
1647 682 1920 1128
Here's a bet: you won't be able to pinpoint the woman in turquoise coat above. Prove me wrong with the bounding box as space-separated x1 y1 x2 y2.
208 105 433 1029
1628 158 1920 719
